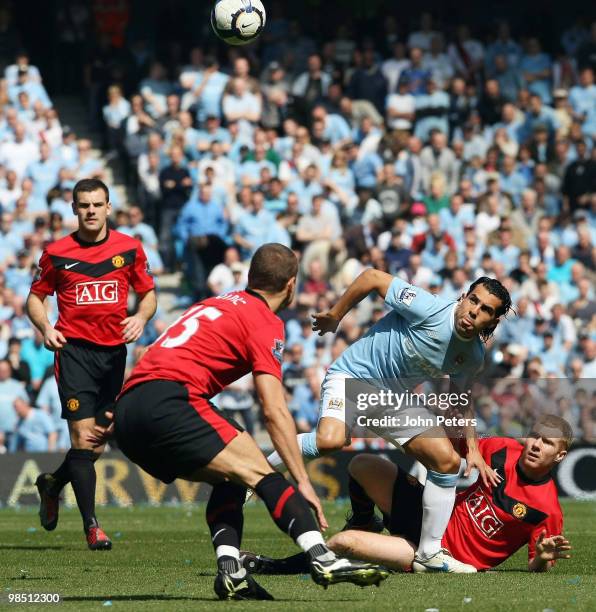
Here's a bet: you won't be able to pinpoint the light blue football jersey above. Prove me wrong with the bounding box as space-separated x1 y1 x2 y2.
328 277 485 389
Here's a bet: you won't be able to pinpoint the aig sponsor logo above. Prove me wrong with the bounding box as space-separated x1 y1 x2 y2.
465 488 504 538
76 281 118 305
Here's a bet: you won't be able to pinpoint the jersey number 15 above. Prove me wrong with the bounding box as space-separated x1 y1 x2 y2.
156 305 223 349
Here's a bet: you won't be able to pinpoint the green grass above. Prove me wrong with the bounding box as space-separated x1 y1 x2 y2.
0 501 594 611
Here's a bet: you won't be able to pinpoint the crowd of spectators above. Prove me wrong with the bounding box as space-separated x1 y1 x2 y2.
0 48 168 452
0 6 595 452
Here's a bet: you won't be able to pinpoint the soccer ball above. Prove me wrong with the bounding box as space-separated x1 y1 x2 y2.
211 0 266 46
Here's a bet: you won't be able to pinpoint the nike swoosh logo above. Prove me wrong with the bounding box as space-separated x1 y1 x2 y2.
241 22 254 29
64 262 80 269
422 562 451 572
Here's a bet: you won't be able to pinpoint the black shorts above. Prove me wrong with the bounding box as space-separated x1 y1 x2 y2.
382 468 424 545
55 339 127 422
114 380 243 484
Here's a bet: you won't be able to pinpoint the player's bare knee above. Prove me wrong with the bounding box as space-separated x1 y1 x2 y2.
348 453 379 480
316 427 346 452
432 449 461 474
327 531 356 557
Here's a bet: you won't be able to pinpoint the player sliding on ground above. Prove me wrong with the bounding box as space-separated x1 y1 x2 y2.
95 244 388 601
267 271 512 572
244 415 573 574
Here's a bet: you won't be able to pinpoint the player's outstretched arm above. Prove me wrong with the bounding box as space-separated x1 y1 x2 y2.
120 289 157 343
254 373 328 530
25 292 67 351
529 530 572 572
312 269 393 335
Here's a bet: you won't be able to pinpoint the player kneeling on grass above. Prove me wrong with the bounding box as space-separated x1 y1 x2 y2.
93 244 388 601
244 415 572 574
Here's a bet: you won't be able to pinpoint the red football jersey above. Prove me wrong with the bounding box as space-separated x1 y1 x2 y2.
30 230 154 346
122 290 285 399
443 438 563 570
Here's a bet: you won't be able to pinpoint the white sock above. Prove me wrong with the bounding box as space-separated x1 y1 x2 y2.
296 531 335 562
215 544 240 560
416 478 456 559
296 530 325 551
266 431 320 470
266 448 284 470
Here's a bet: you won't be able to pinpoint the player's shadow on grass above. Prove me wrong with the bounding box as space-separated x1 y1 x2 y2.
1 545 64 551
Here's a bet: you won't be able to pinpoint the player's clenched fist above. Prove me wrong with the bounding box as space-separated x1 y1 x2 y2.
312 311 340 336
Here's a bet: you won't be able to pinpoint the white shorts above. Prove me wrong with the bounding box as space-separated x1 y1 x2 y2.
318 372 438 448
319 372 351 424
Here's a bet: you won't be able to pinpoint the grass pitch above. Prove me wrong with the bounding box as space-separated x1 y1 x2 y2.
0 500 594 611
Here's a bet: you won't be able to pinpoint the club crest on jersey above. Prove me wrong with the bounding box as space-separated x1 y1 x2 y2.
327 397 344 411
76 280 118 304
66 398 80 412
112 255 125 268
398 287 417 306
512 502 527 519
454 353 465 365
272 339 284 363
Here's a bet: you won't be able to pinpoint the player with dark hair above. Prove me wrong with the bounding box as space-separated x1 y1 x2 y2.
267 271 512 572
98 243 388 600
461 277 512 341
244 415 573 574
27 178 157 550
